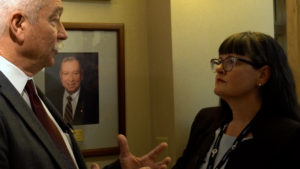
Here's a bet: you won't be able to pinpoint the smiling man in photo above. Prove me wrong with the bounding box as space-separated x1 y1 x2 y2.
47 56 99 125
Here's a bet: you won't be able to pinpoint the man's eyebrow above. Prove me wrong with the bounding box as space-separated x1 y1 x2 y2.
51 6 64 17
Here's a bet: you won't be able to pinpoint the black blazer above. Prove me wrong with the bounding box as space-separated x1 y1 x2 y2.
0 72 87 169
173 106 300 169
46 87 99 125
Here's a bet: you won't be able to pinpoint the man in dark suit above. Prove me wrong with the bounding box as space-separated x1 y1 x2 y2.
46 57 99 125
0 0 170 169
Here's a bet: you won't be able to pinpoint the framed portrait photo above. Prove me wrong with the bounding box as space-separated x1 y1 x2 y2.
39 22 125 157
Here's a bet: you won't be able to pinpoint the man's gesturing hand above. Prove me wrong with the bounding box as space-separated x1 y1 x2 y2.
118 134 171 169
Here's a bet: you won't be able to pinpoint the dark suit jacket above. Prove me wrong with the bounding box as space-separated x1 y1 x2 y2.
173 106 300 169
0 72 87 169
46 87 99 125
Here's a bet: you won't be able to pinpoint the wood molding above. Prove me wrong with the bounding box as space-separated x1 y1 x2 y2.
286 0 300 100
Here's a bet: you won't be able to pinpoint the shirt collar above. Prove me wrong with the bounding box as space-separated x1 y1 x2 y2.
63 87 81 100
0 55 34 94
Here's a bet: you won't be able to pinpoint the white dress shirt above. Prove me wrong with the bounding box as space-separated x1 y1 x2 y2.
0 56 79 169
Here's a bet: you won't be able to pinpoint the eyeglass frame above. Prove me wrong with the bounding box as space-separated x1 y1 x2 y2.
210 57 261 73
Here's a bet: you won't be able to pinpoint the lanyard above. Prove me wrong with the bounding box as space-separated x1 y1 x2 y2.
206 122 252 169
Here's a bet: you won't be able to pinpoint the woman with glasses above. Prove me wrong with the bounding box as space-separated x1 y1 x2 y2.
173 31 300 169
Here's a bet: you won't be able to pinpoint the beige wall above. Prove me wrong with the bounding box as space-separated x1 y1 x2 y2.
58 0 274 168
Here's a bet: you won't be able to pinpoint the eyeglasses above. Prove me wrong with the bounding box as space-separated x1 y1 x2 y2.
210 57 259 73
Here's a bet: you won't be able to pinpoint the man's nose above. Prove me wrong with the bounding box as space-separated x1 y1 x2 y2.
58 22 68 40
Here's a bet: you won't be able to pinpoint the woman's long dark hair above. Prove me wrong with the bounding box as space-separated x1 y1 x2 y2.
218 31 300 122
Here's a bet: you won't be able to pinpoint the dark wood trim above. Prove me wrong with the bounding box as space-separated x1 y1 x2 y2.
286 1 300 100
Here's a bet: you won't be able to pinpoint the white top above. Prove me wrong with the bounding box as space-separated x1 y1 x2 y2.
200 128 252 169
0 56 79 169
62 88 80 119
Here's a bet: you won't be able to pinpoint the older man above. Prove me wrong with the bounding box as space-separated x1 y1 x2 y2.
46 57 99 125
0 0 170 169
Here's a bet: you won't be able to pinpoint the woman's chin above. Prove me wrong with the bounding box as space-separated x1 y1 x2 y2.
214 88 222 96
214 89 229 99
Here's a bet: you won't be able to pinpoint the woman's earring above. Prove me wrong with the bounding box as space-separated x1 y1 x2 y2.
258 84 261 86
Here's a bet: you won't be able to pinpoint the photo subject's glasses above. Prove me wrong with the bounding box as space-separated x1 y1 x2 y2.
210 57 260 73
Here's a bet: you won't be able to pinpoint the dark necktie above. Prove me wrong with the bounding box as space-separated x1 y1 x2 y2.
25 80 77 169
64 96 73 124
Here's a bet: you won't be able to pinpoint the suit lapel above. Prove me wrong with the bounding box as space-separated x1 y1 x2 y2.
39 88 87 169
38 88 68 130
0 72 66 169
73 88 84 124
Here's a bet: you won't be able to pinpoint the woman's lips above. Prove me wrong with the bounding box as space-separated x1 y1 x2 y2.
216 78 225 82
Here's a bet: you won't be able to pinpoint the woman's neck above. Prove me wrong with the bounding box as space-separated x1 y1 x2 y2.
223 96 262 137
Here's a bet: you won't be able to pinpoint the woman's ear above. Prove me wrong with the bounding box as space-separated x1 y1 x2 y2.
9 11 26 43
257 65 271 86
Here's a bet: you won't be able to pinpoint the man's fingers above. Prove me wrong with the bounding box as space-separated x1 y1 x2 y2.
147 142 168 160
90 163 100 169
162 157 171 166
118 134 130 157
158 165 167 169
155 157 171 169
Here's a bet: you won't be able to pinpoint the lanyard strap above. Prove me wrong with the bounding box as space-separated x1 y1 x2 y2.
206 122 252 169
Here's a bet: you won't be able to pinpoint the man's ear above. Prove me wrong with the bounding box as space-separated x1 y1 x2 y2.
9 11 26 43
257 65 271 86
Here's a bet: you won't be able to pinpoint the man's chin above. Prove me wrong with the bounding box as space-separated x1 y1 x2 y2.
53 49 59 55
44 59 55 67
66 89 78 95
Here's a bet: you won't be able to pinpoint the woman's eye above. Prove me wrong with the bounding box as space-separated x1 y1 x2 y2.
227 59 235 65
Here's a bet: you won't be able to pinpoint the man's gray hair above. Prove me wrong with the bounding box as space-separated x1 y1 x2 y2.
61 57 82 70
0 0 46 36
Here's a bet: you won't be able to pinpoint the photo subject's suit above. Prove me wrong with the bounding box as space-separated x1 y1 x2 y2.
0 72 87 169
46 87 99 125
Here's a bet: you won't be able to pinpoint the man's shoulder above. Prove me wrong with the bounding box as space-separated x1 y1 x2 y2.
0 71 13 87
79 87 98 100
45 87 64 97
0 71 24 100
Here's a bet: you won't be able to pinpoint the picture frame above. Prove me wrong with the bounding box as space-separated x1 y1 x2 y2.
46 22 125 157
62 0 110 1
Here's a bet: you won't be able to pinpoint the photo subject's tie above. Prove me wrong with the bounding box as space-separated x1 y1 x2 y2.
25 80 77 169
64 96 73 124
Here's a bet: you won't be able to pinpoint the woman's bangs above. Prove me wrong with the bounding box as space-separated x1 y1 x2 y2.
218 33 253 56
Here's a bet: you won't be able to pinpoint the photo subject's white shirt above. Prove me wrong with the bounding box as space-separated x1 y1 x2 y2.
0 55 79 169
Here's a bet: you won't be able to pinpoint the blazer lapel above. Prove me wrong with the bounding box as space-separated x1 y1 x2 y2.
194 107 231 165
39 88 87 169
0 72 66 169
38 88 68 130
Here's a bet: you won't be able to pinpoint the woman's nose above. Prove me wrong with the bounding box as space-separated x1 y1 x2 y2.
215 63 225 74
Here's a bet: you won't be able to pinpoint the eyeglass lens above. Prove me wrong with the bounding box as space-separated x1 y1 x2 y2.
211 58 237 72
